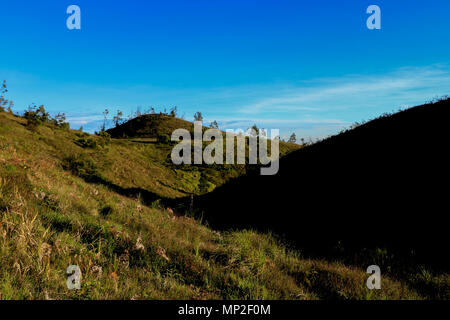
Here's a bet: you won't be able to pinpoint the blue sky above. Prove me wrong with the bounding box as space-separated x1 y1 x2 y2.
1 0 450 139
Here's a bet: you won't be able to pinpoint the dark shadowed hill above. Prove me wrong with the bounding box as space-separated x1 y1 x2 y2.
195 98 450 271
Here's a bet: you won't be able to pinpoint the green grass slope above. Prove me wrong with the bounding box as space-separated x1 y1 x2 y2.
0 111 443 300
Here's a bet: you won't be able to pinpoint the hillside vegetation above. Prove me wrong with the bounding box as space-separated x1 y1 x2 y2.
106 113 195 139
0 98 447 299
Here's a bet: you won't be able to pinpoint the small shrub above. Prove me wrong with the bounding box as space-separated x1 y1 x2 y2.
62 154 102 182
75 137 98 149
97 130 111 143
157 133 171 144
75 132 89 138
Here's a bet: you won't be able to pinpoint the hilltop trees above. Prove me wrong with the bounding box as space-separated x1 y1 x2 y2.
1 80 68 128
0 81 14 113
134 108 142 118
52 112 70 129
288 133 297 144
101 109 109 132
194 112 203 122
24 104 50 127
300 138 306 146
100 106 184 133
170 106 178 117
101 108 125 131
23 104 69 129
113 110 123 127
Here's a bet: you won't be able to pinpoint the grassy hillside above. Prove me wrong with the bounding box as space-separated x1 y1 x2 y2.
0 109 443 299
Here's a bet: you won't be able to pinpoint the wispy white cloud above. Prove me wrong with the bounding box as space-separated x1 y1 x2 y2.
237 65 450 115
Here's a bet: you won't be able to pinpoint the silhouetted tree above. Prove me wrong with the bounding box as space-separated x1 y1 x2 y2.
170 106 178 117
113 110 123 127
0 81 13 113
288 133 297 144
101 109 109 131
